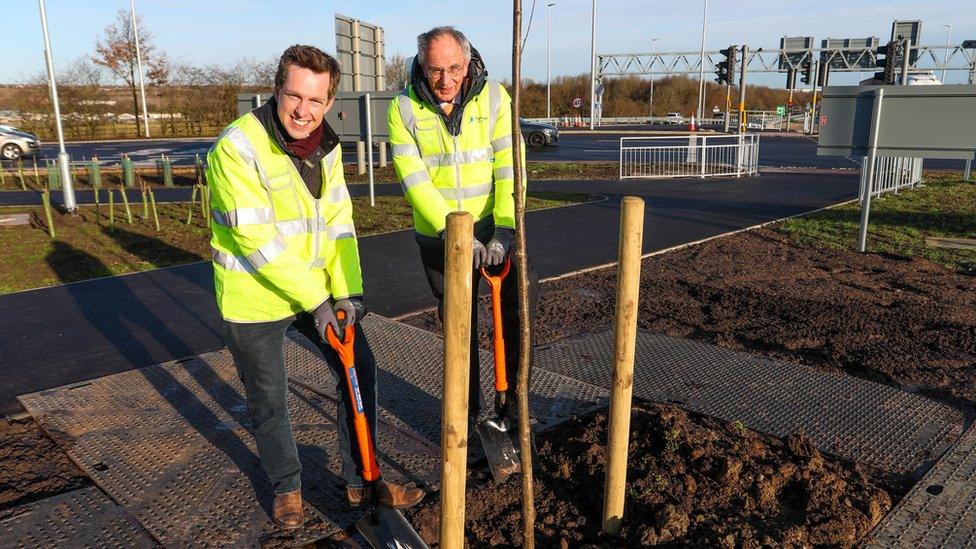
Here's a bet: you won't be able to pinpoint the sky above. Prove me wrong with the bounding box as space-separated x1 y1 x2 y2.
3 0 975 90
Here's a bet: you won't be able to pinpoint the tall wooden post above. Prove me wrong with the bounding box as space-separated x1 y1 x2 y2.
602 196 645 535
439 211 474 548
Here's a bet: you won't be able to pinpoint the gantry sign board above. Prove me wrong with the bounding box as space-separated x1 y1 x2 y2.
335 14 385 93
779 37 814 71
817 85 976 159
821 38 879 70
236 92 395 141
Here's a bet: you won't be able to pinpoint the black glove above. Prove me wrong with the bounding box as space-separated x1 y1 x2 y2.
472 237 488 270
485 228 513 266
333 297 366 329
312 301 340 341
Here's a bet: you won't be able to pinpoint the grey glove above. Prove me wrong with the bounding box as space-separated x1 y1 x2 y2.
312 301 340 341
485 228 513 266
472 237 488 270
333 297 366 329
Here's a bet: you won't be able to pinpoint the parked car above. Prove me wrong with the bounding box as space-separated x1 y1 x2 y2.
0 126 41 161
519 118 559 148
662 112 685 125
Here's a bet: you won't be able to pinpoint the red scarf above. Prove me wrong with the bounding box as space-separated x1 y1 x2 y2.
286 122 323 159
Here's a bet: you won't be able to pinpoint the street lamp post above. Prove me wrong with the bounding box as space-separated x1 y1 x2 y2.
131 0 150 138
696 0 708 124
547 3 555 120
942 24 952 84
37 0 76 211
649 38 657 119
589 0 597 130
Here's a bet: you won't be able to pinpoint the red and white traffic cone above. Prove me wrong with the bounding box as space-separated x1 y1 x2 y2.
688 114 696 132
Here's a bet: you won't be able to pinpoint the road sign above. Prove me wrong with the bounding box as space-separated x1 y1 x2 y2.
776 106 786 116
779 36 814 71
572 97 583 109
712 105 720 114
335 14 385 92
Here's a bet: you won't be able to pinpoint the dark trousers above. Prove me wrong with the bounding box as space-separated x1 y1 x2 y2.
222 313 378 495
416 219 538 418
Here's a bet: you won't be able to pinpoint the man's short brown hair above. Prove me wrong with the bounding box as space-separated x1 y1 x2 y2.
275 45 341 99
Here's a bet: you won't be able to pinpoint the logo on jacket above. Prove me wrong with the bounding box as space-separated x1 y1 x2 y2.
468 115 489 124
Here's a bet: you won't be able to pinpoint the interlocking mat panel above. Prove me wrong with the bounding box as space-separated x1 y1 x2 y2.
0 487 156 548
536 329 964 475
867 423 976 547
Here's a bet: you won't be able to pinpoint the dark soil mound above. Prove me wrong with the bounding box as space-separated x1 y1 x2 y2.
0 417 89 510
406 401 904 547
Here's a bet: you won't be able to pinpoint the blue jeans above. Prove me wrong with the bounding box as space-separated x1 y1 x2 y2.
222 313 378 495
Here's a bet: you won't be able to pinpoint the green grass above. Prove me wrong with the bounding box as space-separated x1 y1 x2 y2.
0 191 591 293
774 172 976 272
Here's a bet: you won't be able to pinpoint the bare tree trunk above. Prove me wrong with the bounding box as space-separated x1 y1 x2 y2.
511 1 536 547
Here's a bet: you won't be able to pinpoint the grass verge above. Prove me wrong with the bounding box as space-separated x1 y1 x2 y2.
774 172 976 272
0 191 591 293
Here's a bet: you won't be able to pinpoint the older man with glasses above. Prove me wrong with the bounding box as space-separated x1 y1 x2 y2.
387 26 538 432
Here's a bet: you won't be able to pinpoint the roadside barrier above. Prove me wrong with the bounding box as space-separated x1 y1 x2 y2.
619 134 760 179
859 156 923 201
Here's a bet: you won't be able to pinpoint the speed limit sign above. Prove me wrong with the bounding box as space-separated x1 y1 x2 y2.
572 97 583 109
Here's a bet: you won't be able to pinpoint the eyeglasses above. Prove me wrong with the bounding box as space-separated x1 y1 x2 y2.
423 64 466 79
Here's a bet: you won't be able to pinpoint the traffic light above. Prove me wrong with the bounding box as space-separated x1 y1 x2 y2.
875 40 901 84
800 59 814 85
715 45 736 85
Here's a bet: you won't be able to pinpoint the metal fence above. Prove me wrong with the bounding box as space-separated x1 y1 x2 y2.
859 156 923 200
619 134 760 179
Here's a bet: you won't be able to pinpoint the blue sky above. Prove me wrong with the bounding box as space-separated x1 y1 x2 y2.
4 1 975 88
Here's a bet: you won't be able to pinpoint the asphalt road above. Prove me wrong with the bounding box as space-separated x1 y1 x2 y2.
0 172 859 415
11 127 965 171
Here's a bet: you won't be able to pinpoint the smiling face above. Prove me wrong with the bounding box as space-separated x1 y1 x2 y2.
274 64 334 139
423 34 469 104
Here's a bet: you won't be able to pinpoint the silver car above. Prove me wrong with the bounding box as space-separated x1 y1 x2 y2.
0 125 41 160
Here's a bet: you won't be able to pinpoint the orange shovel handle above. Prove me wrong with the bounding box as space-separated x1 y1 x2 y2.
327 310 380 482
480 257 511 393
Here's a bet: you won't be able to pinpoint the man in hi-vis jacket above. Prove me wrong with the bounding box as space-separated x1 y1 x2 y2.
207 44 423 529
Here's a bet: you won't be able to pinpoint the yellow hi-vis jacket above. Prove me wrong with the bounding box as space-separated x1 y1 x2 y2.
387 80 523 237
206 114 362 323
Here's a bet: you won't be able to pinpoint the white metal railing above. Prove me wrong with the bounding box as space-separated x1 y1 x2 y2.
859 156 923 200
619 134 760 179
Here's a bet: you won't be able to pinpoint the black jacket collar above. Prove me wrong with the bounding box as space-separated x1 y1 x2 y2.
253 95 340 158
410 46 488 136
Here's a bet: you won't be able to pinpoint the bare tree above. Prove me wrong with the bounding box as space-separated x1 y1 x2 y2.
93 9 161 138
385 52 409 91
247 56 278 87
60 57 110 139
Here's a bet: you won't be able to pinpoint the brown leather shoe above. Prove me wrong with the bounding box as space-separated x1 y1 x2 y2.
272 490 304 529
346 480 425 510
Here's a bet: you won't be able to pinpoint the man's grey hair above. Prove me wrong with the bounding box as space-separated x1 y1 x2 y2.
416 26 472 66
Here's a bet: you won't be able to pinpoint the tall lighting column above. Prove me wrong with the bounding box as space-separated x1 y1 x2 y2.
131 0 150 137
547 2 556 120
589 0 597 130
696 0 708 125
37 0 76 211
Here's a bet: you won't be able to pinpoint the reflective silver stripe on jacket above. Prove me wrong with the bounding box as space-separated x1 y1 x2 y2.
422 147 492 167
493 166 515 180
488 82 501 137
401 169 432 190
398 92 417 134
212 233 289 273
322 148 338 181
491 136 512 152
211 207 275 227
326 184 350 204
438 182 493 200
326 223 357 240
275 218 325 236
392 143 422 157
